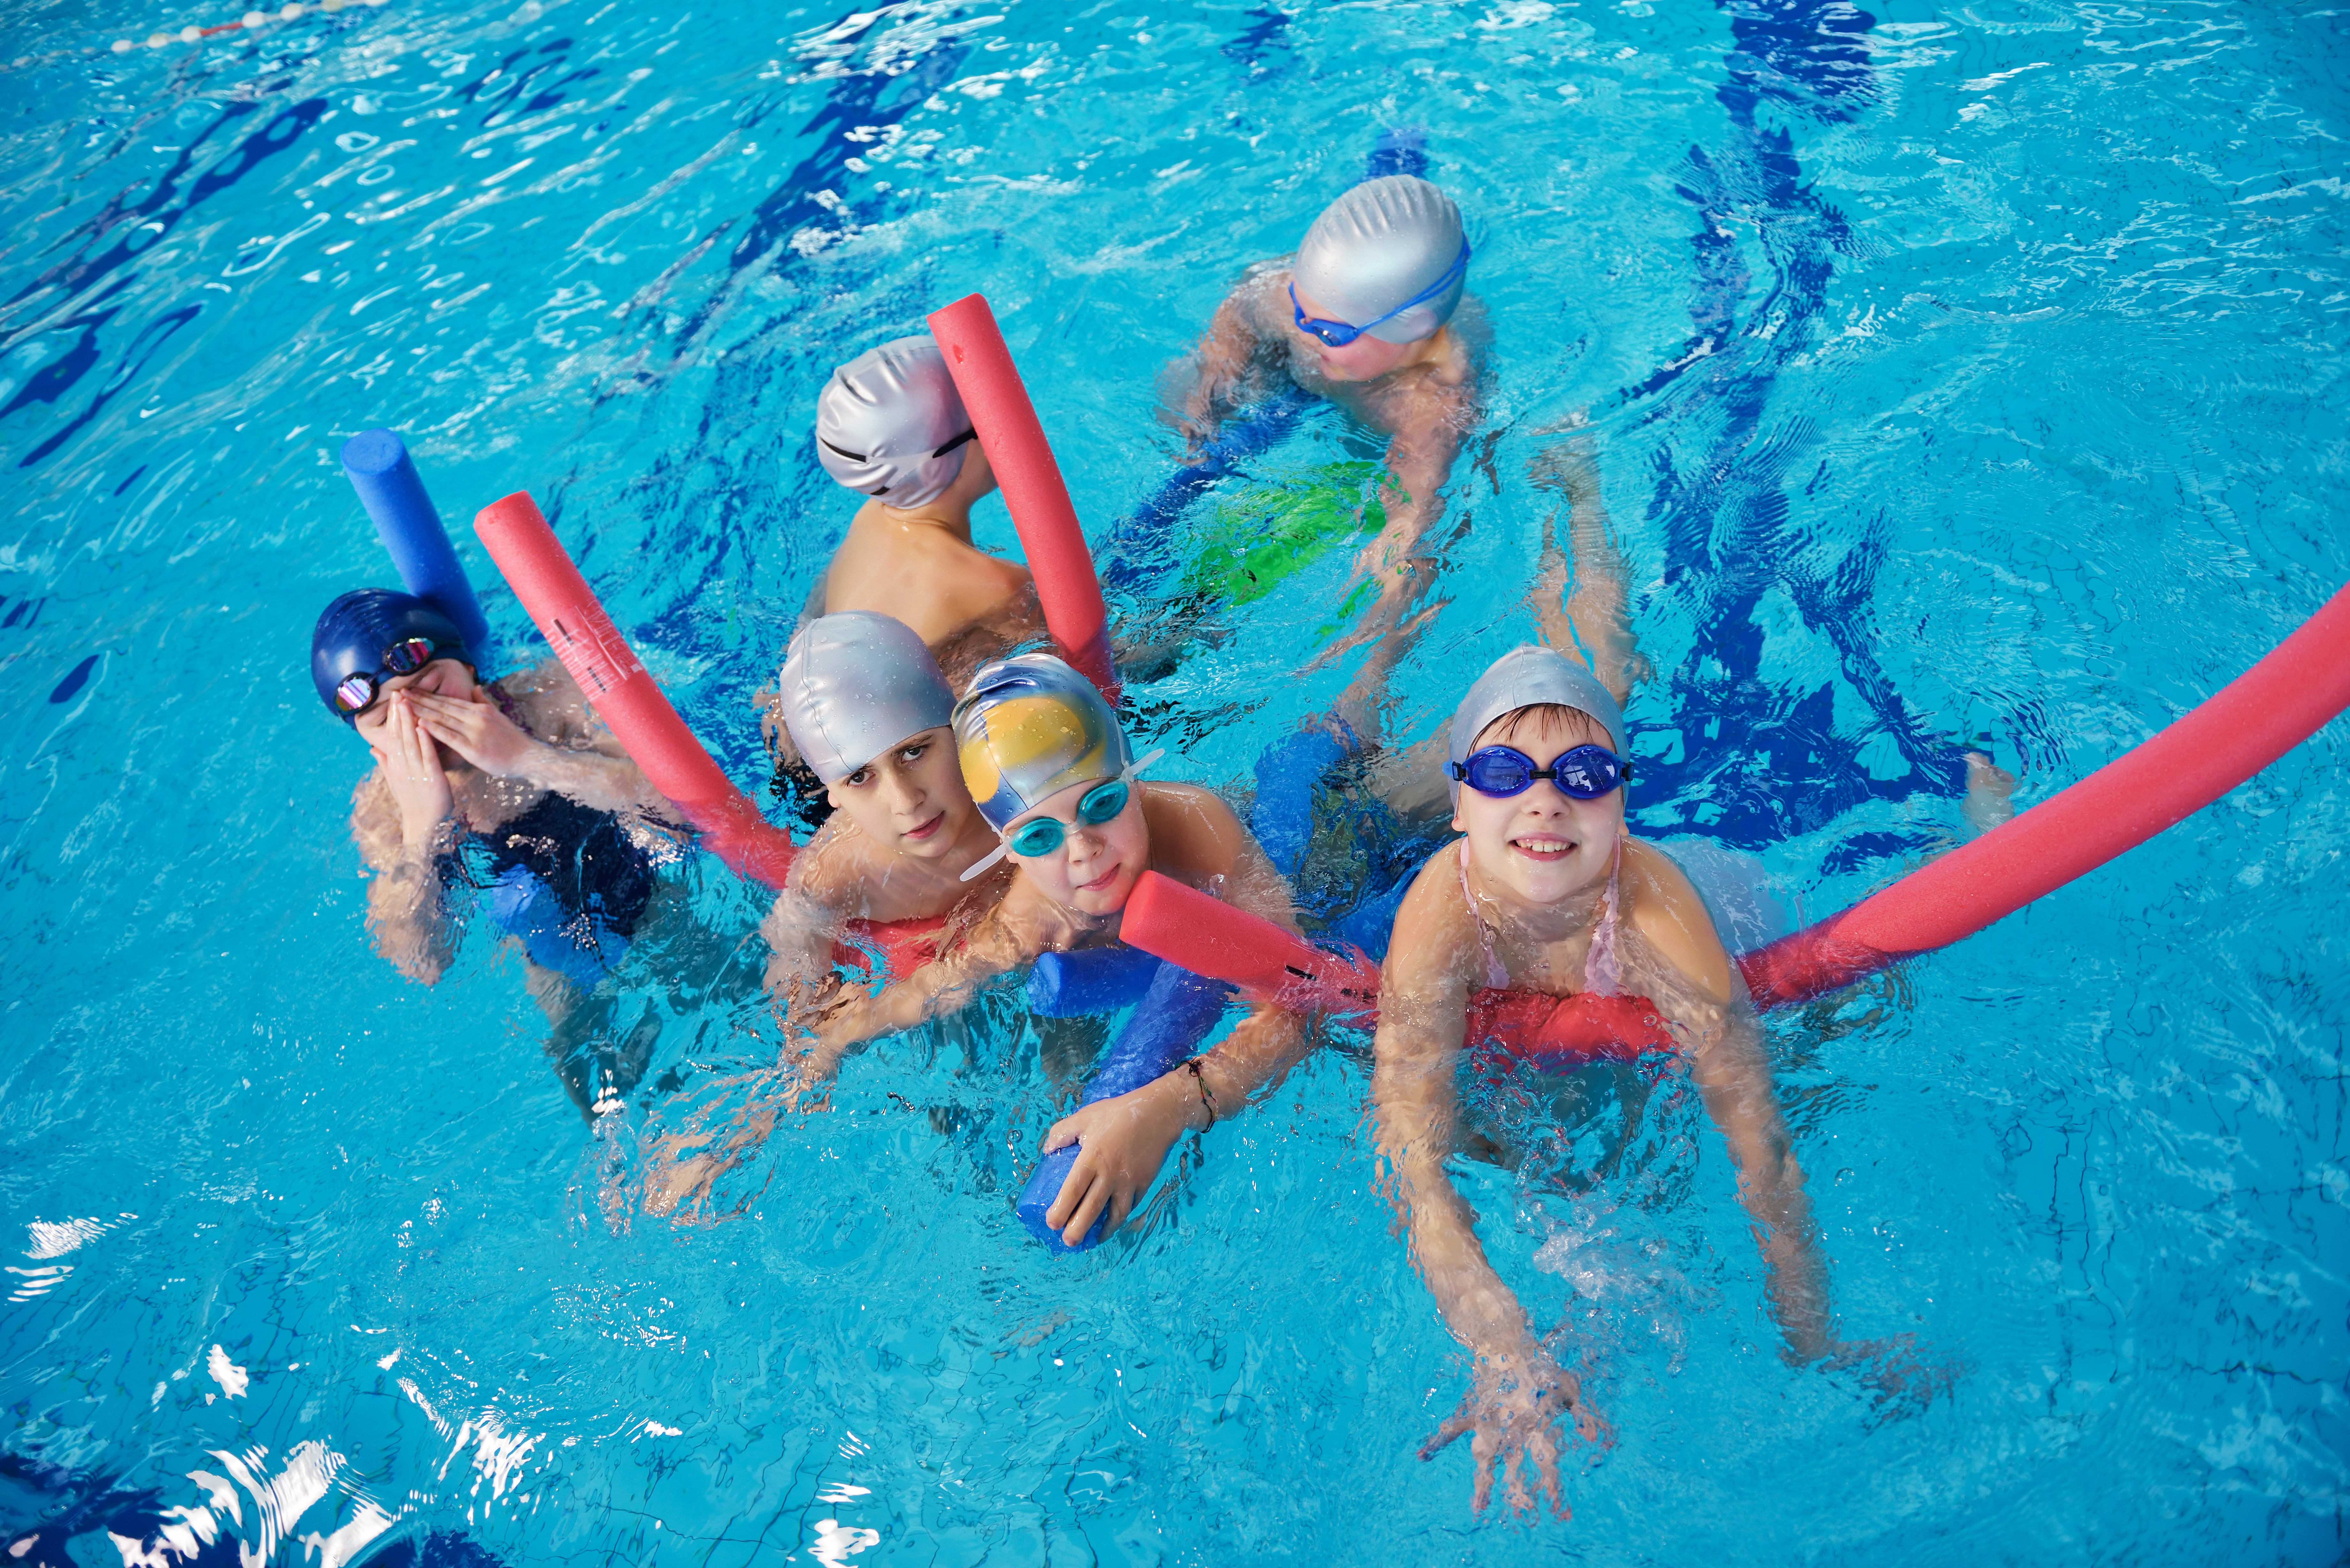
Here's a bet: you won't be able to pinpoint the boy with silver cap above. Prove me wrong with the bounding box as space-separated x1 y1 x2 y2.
1169 173 1480 662
809 335 1043 689
646 610 1015 1216
805 651 1323 1248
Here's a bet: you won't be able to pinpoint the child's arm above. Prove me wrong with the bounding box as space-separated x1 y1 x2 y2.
1036 797 1315 1244
1370 872 1596 1514
352 708 457 984
1620 843 1836 1361
799 904 1038 1079
1529 441 1645 708
1167 275 1277 444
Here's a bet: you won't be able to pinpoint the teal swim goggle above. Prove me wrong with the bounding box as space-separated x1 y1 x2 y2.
960 749 1164 882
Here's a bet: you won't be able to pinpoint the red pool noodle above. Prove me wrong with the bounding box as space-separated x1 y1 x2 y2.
1122 871 1377 1016
472 492 796 891
925 293 1118 700
1126 580 2350 1018
1739 578 2350 1008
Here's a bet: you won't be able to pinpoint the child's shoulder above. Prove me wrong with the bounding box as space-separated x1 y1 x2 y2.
1621 839 1734 1004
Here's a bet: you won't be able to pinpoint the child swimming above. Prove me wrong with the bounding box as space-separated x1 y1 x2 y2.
808 336 1043 687
316 589 680 1115
804 652 1317 1246
1169 175 1479 667
1370 641 2002 1514
758 612 1006 996
640 611 1020 1216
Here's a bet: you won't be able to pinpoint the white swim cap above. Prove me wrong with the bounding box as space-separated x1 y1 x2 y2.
1292 175 1467 345
1447 645 1626 807
813 336 976 509
777 611 956 785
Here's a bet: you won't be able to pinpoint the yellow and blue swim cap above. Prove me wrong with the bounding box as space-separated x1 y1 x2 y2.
953 653 1130 830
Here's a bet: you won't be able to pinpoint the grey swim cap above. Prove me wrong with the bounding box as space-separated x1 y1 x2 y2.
777 611 956 785
813 336 975 509
1447 645 1626 806
1293 175 1467 345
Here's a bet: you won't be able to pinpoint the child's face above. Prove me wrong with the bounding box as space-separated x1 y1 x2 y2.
1288 286 1424 383
1452 707 1625 908
351 658 477 744
825 727 975 862
1004 774 1150 917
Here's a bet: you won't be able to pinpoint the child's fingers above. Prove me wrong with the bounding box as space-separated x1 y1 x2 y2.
1058 1177 1112 1248
1044 1153 1092 1226
1040 1117 1080 1155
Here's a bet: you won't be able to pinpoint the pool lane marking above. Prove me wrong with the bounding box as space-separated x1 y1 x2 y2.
112 0 388 54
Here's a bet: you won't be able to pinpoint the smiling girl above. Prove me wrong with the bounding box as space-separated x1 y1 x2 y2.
1369 642 1989 1515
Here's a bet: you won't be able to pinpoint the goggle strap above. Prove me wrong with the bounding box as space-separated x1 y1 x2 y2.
959 841 1012 883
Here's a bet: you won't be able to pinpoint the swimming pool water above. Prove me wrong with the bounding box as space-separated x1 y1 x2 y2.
2 0 2346 1563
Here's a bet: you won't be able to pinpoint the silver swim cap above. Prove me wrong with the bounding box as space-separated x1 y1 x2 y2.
1292 175 1467 345
1447 645 1626 806
813 336 976 509
777 611 956 785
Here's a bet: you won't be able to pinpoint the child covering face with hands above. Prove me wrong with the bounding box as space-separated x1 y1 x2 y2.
317 589 679 1113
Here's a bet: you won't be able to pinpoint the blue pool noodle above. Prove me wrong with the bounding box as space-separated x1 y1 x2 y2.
1028 945 1165 1016
1017 961 1234 1254
341 429 495 668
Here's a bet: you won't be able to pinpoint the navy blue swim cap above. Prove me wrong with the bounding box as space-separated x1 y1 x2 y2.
312 589 472 722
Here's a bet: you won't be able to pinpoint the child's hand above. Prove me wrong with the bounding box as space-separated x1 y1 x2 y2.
1819 1333 1955 1420
1039 1071 1196 1248
407 687 542 779
1420 1343 1605 1516
1961 750 2017 835
367 693 456 848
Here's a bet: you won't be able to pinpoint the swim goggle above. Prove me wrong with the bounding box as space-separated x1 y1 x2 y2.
1288 238 1472 349
333 636 451 719
960 748 1164 882
1449 743 1630 800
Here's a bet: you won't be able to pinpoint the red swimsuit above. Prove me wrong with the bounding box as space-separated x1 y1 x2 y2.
1457 842 1677 1072
832 912 953 983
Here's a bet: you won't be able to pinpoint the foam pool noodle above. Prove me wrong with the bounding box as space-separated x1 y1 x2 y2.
471 491 797 891
340 429 494 669
1015 961 1235 1254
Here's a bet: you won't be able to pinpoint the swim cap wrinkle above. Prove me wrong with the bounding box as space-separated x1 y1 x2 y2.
312 589 471 721
778 612 956 785
1447 645 1626 807
1293 175 1467 345
814 336 973 509
952 654 1131 829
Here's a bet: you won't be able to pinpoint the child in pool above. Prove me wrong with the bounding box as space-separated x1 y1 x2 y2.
806 336 1043 689
1169 174 1480 667
756 612 1007 999
643 611 1024 1217
318 589 680 1115
1370 641 2010 1515
804 652 1317 1247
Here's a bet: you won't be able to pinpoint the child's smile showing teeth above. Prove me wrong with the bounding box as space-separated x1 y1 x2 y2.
1509 834 1575 863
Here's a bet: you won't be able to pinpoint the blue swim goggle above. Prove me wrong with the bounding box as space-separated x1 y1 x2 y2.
1289 238 1472 349
960 749 1164 882
1450 743 1630 801
333 635 452 719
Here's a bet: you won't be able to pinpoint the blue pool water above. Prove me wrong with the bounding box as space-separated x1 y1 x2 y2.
3 0 2346 1562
